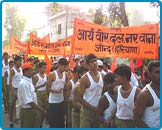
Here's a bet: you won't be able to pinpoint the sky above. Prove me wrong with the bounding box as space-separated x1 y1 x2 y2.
2 2 160 41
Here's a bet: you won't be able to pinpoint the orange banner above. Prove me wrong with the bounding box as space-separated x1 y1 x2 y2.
48 36 72 56
73 18 159 59
41 33 50 43
10 35 27 54
29 33 72 55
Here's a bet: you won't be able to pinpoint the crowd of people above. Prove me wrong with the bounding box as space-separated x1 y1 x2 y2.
2 52 160 128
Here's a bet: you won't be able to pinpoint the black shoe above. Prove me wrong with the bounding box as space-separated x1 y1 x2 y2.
10 123 14 128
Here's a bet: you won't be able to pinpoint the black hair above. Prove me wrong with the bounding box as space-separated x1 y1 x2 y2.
148 60 160 72
73 66 80 73
28 57 34 62
14 56 22 62
58 58 69 65
86 53 97 64
3 52 8 56
104 73 115 84
103 62 108 67
38 62 47 68
34 59 40 65
103 62 111 69
114 65 131 80
77 66 88 78
98 66 103 68
9 60 14 65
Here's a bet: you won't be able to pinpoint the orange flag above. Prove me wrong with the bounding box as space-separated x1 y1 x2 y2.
110 58 117 72
63 49 66 58
44 52 52 75
41 34 50 43
25 42 31 62
130 59 135 73
69 54 74 69
135 58 143 68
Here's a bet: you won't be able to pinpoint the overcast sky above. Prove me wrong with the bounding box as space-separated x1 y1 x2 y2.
2 2 159 41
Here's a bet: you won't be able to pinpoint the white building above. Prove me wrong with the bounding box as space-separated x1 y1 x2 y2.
49 5 91 42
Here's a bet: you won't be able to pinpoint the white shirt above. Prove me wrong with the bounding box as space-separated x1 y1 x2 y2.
69 79 77 100
130 73 139 87
83 71 103 107
6 69 12 85
18 76 38 108
36 73 47 91
103 92 117 120
116 85 137 120
48 70 66 103
101 70 107 76
142 84 160 128
12 67 23 88
2 60 9 77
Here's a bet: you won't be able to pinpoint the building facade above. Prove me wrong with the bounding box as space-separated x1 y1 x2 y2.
49 4 91 42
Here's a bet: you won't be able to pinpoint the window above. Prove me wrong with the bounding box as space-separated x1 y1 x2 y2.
57 24 61 34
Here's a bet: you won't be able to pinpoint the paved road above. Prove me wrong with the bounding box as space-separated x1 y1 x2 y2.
2 105 49 128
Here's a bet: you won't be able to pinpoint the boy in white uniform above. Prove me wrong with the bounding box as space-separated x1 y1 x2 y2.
134 61 160 128
32 62 48 127
47 58 69 128
79 54 103 128
4 60 14 115
2 52 10 113
9 56 23 127
114 65 140 128
97 73 117 127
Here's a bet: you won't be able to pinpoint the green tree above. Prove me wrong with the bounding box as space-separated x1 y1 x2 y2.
108 2 129 27
94 7 104 25
45 2 58 17
90 6 109 26
3 4 26 45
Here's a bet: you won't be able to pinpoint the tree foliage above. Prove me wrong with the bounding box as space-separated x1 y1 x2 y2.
94 7 104 25
3 4 26 44
108 2 129 27
90 6 109 26
45 2 58 17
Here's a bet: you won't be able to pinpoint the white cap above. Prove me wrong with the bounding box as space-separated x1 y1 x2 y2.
97 60 103 66
75 55 80 60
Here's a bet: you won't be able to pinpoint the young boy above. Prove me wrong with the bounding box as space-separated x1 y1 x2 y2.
32 62 48 127
114 65 140 128
72 66 88 128
66 66 79 127
97 73 117 127
134 61 160 128
4 60 14 115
